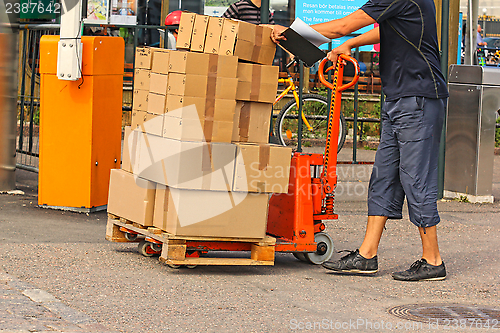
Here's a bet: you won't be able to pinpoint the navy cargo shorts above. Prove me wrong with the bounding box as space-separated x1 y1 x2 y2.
367 96 446 228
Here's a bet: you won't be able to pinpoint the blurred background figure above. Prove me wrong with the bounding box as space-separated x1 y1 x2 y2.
165 10 182 49
222 0 274 25
477 24 487 47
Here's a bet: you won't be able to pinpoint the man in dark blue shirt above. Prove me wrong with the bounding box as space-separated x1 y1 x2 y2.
271 0 449 281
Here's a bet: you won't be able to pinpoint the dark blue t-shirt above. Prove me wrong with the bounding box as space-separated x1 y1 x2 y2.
360 0 449 101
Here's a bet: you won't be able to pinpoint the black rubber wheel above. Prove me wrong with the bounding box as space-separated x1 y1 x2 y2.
293 252 308 262
124 232 138 241
304 232 335 264
138 240 155 257
274 94 347 152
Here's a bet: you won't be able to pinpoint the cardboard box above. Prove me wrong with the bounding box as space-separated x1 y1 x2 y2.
203 120 234 143
168 51 210 75
132 110 153 130
151 49 170 74
165 95 206 115
190 15 209 52
132 89 149 111
232 101 272 143
234 38 276 66
147 93 167 115
204 17 224 54
122 126 133 172
131 130 291 193
131 130 237 191
167 73 208 98
163 111 206 142
177 12 196 50
134 69 150 91
149 73 169 95
213 76 238 100
162 102 234 143
131 110 163 136
107 169 156 226
233 143 292 193
219 20 276 65
235 25 275 65
135 47 152 69
153 185 269 238
210 98 236 122
236 63 279 103
208 54 238 78
219 19 238 56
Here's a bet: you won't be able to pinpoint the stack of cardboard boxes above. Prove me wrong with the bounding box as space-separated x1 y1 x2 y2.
108 13 291 240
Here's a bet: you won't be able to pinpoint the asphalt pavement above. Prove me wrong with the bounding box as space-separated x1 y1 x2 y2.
0 150 499 332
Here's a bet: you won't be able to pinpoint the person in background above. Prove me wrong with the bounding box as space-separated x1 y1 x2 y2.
271 0 449 282
477 24 487 47
222 0 274 25
164 10 182 50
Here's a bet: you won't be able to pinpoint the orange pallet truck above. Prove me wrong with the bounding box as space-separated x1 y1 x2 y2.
113 55 359 267
267 55 360 264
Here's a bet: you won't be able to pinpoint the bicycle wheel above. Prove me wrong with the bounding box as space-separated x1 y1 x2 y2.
274 94 347 152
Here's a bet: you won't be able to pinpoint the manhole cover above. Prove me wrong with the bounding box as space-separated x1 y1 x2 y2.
389 304 500 327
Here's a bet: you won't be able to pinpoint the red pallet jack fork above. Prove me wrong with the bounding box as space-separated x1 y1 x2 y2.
267 55 360 264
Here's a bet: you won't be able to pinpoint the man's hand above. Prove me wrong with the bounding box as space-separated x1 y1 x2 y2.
326 43 352 64
270 25 288 44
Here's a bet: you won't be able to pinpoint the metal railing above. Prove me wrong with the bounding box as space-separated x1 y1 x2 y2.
17 26 59 172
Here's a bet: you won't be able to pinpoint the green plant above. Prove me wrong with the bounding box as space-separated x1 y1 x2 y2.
342 100 381 139
454 195 470 203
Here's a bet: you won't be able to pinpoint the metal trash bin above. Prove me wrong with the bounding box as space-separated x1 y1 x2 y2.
444 65 500 203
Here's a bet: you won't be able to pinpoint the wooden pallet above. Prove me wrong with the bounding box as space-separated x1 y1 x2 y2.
106 215 276 266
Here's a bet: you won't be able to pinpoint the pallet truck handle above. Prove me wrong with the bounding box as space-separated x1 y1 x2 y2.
318 54 360 92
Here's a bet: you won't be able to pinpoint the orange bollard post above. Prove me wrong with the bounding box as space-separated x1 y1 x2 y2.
38 36 124 212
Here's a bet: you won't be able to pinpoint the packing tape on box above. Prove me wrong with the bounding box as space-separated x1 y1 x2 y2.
204 75 217 141
238 102 251 141
259 144 270 171
208 54 218 74
252 29 263 63
250 65 261 101
205 73 217 119
203 119 214 144
129 130 139 172
256 182 266 193
201 143 213 190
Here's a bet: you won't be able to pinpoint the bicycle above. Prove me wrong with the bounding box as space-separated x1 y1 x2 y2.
273 60 347 152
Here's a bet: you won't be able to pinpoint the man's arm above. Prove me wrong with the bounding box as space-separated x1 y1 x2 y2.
270 9 375 44
312 9 376 39
327 26 380 63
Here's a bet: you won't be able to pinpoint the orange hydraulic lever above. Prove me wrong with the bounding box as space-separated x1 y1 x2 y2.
317 55 360 196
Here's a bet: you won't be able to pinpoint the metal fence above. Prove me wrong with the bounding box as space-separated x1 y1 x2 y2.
16 26 59 172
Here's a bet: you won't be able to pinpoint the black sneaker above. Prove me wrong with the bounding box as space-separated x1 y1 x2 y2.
392 259 446 281
322 249 378 274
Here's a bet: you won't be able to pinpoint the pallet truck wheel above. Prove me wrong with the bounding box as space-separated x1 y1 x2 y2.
305 232 334 265
151 243 162 252
186 265 197 269
124 232 138 241
167 264 181 269
292 252 308 262
138 240 155 257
